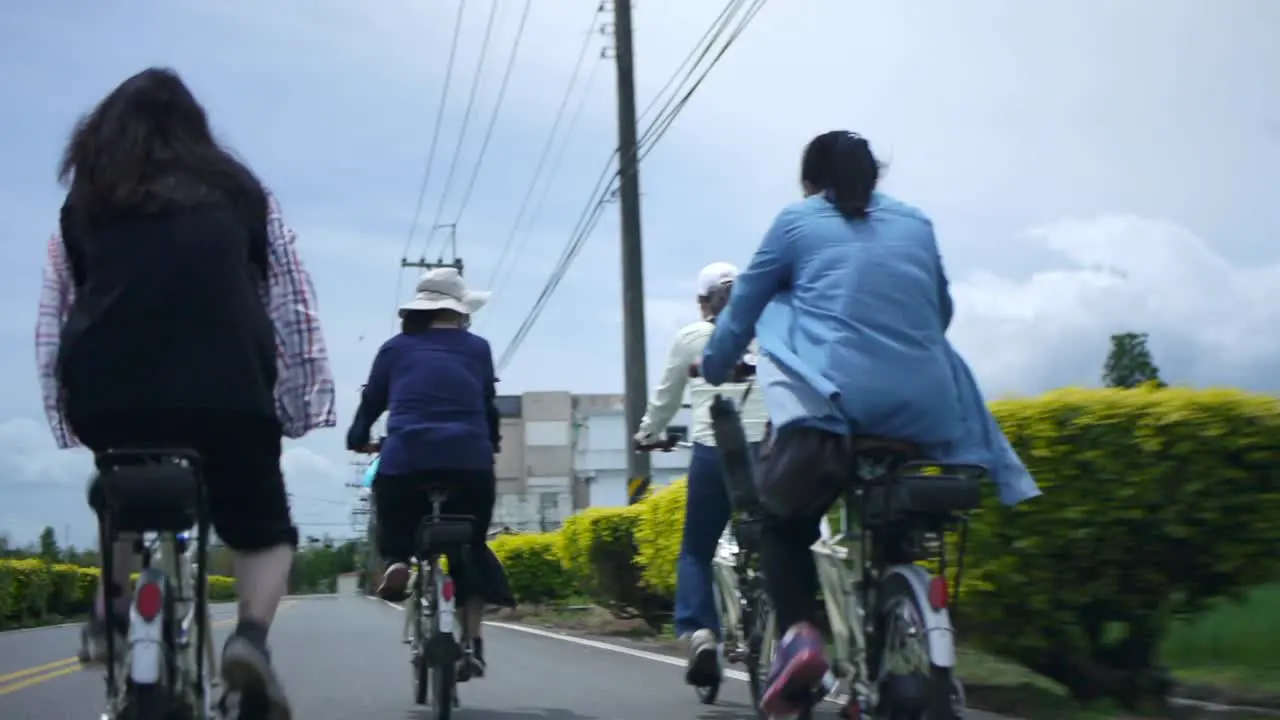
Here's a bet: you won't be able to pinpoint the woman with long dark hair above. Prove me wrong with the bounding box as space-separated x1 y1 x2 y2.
701 131 1040 716
36 67 335 719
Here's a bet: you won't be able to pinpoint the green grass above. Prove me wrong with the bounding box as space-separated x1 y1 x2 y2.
1161 582 1280 696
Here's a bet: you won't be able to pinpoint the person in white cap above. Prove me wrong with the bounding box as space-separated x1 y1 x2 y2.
633 261 769 687
346 267 505 679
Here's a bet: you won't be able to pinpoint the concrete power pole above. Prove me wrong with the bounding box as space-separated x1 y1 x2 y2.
608 0 651 483
403 222 465 276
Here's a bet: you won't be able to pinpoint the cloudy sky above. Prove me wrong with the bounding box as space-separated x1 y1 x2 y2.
1 0 1276 546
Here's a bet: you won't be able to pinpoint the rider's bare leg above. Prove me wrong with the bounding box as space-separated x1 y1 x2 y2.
461 597 484 640
96 536 138 619
232 544 294 626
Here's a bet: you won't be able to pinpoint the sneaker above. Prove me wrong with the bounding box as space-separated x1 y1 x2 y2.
378 562 412 602
221 633 292 720
759 623 829 717
684 628 721 686
77 615 125 665
457 641 486 682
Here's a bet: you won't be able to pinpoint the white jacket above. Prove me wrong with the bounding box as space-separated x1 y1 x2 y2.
636 320 768 447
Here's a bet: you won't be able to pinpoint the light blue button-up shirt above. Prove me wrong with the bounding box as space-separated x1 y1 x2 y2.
703 192 1039 506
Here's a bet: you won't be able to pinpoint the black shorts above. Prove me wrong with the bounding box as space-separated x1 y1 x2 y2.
372 469 496 600
71 409 297 552
757 424 853 521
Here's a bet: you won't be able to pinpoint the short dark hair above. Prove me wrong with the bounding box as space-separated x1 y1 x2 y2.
58 67 265 226
401 309 465 334
801 131 881 220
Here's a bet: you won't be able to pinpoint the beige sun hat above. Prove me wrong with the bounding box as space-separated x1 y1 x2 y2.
398 267 491 316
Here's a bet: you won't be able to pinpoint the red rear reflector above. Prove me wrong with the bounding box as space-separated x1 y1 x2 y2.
440 578 456 603
927 575 949 610
136 582 163 622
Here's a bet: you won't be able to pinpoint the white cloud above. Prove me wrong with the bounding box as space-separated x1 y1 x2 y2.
0 418 357 546
949 215 1280 394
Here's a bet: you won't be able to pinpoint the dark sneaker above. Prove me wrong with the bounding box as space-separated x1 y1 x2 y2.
760 622 829 717
457 645 486 682
377 562 412 602
221 633 292 720
684 628 720 686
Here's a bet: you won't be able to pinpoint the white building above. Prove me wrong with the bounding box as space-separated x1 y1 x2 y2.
491 391 692 531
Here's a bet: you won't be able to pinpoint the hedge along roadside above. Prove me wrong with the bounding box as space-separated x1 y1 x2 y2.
0 558 237 631
484 387 1280 711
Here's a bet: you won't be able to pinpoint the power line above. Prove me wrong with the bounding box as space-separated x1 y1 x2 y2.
451 0 534 226
388 1 467 333
636 0 741 125
481 9 604 294
639 0 766 163
423 0 502 260
398 0 467 267
478 58 604 328
494 0 768 372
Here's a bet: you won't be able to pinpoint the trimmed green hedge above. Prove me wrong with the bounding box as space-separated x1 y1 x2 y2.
0 558 237 630
485 387 1280 708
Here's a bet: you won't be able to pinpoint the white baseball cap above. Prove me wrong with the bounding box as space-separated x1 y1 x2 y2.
696 262 739 297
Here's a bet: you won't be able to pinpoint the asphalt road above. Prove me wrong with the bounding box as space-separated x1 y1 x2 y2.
0 595 1009 719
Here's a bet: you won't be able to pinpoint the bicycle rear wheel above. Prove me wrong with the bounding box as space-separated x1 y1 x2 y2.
425 564 457 720
412 567 429 706
872 573 963 720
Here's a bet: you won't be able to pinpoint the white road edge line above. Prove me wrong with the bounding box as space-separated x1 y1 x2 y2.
368 595 852 706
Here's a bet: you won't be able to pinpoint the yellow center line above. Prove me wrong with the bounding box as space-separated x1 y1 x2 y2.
0 665 83 697
0 657 79 685
0 615 251 698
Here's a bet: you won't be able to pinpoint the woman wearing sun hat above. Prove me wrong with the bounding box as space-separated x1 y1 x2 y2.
346 266 504 678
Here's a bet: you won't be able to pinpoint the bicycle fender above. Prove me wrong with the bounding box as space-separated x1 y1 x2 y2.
881 564 956 668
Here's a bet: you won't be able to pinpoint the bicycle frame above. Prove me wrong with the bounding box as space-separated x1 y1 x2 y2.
407 488 463 715
811 477 966 712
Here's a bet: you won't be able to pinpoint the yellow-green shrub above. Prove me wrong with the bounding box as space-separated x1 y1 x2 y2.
962 387 1280 700
489 533 567 604
558 506 652 610
0 558 236 629
632 478 687 599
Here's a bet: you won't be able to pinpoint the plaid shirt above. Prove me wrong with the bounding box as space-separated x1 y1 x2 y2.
35 190 338 448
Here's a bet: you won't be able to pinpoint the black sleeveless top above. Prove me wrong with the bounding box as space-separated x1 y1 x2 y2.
56 181 278 424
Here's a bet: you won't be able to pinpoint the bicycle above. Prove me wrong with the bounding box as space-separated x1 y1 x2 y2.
811 443 984 719
636 437 747 707
88 448 220 720
357 441 477 720
694 358 984 719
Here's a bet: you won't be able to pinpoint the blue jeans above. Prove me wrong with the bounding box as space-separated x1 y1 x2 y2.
674 441 759 638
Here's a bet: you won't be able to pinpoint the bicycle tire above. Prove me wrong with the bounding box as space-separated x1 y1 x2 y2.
412 566 429 706
694 583 727 705
120 683 172 720
430 650 456 720
744 587 771 720
427 562 457 720
871 573 962 720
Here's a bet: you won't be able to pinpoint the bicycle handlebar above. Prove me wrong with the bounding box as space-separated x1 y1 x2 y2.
635 437 679 453
688 358 757 382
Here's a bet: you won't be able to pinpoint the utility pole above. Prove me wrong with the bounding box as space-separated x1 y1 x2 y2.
403 222 464 275
607 0 651 482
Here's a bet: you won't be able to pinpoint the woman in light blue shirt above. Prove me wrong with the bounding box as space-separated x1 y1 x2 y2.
702 131 1040 716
